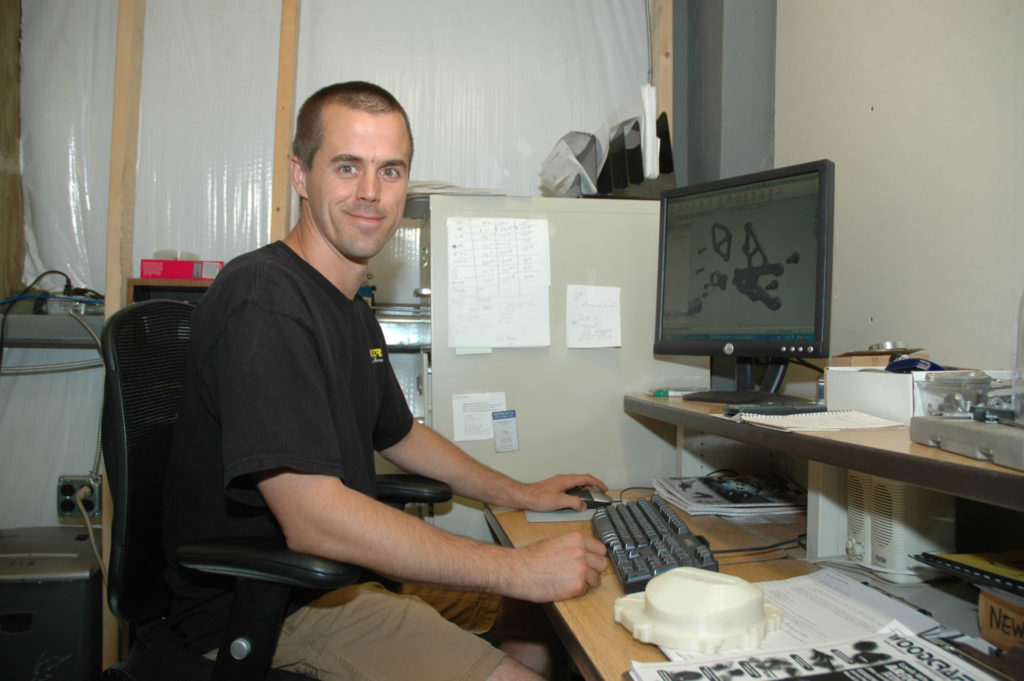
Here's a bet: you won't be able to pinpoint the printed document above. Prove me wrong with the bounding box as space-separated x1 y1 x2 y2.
447 217 551 348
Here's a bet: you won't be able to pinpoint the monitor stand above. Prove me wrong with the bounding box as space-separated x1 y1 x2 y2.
683 357 812 406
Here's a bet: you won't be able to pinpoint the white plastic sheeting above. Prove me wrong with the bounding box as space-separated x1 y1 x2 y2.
22 0 649 293
133 0 282 274
295 0 650 198
11 0 651 528
21 0 117 293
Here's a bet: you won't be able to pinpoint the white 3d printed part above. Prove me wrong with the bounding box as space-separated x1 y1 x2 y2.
613 567 782 654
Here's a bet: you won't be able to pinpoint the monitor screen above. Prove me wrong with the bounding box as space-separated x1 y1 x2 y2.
654 160 835 401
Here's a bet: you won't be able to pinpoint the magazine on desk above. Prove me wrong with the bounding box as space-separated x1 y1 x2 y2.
628 622 1002 681
654 473 806 516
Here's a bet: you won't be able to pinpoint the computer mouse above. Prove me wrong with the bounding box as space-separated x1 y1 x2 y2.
566 486 613 509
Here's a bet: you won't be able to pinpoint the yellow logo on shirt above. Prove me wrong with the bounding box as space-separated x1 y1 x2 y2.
369 347 384 364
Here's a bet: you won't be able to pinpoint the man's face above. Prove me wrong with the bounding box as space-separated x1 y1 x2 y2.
291 104 411 264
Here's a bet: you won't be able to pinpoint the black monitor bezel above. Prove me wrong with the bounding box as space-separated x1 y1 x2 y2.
654 159 835 360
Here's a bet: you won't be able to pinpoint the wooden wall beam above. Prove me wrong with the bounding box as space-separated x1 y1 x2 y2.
270 0 300 243
650 0 673 138
1 0 24 299
103 0 145 668
104 0 145 315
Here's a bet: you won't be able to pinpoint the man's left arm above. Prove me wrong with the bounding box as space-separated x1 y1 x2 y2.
379 421 605 512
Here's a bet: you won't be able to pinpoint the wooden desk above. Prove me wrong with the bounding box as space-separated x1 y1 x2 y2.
485 493 816 681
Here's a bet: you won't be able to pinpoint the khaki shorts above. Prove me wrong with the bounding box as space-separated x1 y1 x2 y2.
221 582 506 681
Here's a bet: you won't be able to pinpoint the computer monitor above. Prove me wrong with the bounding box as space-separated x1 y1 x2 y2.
654 159 835 404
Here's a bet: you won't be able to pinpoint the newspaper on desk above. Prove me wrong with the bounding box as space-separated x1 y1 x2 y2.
629 621 1001 681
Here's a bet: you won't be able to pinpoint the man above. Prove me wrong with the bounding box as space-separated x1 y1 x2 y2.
164 81 609 681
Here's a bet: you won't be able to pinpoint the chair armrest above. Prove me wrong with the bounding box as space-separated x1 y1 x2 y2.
376 473 452 505
177 538 360 589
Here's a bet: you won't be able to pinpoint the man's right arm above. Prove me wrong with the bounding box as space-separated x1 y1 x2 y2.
255 469 608 603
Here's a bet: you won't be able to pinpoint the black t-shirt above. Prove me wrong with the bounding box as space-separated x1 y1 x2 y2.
162 242 413 652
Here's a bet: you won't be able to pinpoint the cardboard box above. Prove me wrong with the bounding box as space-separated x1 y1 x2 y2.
826 367 1011 426
140 258 223 280
825 367 916 425
979 587 1024 651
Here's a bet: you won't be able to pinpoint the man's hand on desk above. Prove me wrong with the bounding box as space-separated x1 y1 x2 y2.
500 532 608 603
518 473 609 512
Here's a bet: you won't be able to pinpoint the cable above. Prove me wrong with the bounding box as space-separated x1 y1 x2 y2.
75 484 108 587
0 293 105 307
712 534 807 556
16 269 72 295
789 357 825 374
70 286 104 300
0 358 103 375
616 486 655 501
68 308 102 351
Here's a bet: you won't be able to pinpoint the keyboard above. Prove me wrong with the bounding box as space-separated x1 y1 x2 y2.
590 495 719 593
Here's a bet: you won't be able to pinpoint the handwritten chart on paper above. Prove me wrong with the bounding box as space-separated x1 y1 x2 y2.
566 284 621 348
447 217 551 348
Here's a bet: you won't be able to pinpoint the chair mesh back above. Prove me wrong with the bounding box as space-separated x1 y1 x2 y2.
101 300 194 623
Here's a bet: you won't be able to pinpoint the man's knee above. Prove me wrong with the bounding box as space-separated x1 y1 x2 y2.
498 639 553 680
486 654 547 681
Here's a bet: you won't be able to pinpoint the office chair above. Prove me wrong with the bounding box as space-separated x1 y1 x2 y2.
100 299 451 680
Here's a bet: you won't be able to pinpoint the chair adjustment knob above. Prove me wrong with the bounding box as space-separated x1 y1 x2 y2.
229 637 253 660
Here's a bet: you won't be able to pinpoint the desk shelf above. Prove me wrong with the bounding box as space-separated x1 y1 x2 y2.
624 394 1024 512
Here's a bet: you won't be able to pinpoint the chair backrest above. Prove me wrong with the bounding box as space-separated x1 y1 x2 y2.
101 300 194 623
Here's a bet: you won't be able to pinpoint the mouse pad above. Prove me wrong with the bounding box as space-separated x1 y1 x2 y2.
524 509 595 523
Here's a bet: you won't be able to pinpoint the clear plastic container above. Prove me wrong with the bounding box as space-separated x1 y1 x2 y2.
916 370 995 416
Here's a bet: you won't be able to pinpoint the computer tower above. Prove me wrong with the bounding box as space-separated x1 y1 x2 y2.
0 526 101 681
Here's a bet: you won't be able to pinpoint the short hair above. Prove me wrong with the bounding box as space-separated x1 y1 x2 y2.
292 81 414 170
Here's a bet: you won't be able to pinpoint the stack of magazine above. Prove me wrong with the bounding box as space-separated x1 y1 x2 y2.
653 473 806 516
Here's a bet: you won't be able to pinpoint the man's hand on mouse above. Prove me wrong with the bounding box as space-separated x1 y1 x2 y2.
519 474 608 512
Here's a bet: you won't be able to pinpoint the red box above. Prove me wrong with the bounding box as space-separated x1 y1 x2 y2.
140 259 223 280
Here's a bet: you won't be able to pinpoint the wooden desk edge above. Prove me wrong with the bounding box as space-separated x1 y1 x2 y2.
484 501 816 681
484 507 609 681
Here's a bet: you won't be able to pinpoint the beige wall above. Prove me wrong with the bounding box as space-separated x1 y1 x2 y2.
426 196 703 541
775 1 1024 369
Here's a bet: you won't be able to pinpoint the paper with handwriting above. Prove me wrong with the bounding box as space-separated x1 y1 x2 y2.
566 284 621 348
